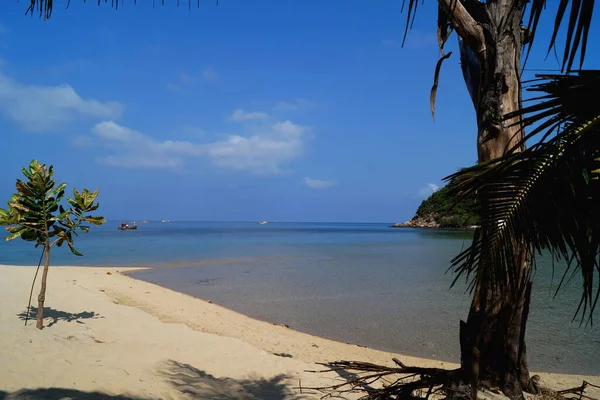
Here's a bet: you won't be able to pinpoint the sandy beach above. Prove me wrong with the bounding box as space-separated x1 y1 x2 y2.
0 265 598 399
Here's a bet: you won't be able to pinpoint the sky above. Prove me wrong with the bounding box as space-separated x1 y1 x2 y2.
0 1 598 222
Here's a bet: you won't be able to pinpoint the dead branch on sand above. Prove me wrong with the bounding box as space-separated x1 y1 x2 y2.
304 359 599 400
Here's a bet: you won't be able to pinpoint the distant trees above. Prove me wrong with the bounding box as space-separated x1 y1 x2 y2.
0 160 105 329
413 179 480 228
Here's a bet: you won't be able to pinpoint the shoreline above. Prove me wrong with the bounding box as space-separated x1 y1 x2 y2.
0 265 598 399
120 265 600 376
389 224 478 231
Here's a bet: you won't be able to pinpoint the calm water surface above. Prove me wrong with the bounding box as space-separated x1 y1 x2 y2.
1 221 597 374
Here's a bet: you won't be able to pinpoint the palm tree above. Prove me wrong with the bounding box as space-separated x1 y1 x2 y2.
320 70 600 400
447 69 600 395
450 71 600 307
22 1 598 398
403 3 598 398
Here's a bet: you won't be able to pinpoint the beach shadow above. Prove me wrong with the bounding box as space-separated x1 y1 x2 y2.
159 359 303 399
17 307 102 328
0 388 144 399
332 368 377 396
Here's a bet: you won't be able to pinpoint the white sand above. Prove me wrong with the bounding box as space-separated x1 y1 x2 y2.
0 265 597 399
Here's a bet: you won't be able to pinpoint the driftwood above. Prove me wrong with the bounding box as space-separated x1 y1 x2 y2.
305 359 599 400
305 359 464 400
558 381 600 400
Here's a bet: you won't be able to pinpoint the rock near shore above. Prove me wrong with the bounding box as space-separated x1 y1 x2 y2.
390 215 441 229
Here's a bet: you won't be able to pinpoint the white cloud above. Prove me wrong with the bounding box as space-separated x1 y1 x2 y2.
229 109 269 122
72 135 93 147
166 72 193 93
89 118 307 174
303 177 337 189
0 67 123 132
417 183 440 198
202 67 218 82
166 82 187 94
179 73 194 85
92 121 202 169
167 67 217 93
206 120 306 174
275 98 314 111
181 125 206 136
100 154 185 169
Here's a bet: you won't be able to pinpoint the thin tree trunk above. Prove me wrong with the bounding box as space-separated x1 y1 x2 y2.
457 3 537 399
36 243 51 330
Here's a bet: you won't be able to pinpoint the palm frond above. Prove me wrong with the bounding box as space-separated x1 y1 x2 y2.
524 0 596 72
26 0 595 74
25 0 218 20
447 70 600 322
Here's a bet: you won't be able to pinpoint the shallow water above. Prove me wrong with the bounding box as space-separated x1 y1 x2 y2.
1 221 598 374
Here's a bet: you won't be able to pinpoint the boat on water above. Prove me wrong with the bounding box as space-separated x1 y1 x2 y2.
118 222 138 230
257 221 268 225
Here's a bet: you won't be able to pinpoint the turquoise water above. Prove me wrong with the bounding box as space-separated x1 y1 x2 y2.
1 221 598 374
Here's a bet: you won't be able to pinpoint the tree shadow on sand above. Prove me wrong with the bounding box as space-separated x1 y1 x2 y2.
17 306 102 328
0 388 144 400
159 359 307 399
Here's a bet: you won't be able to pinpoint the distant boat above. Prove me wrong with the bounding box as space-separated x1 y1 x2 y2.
118 222 137 230
141 220 150 224
161 219 169 223
257 221 268 225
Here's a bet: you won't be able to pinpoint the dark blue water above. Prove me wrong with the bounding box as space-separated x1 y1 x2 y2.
1 221 597 374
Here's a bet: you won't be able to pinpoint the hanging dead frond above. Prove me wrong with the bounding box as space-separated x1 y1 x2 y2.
437 3 453 56
430 52 452 121
25 0 218 18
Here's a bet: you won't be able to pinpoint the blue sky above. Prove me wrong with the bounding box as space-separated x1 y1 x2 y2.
0 1 598 222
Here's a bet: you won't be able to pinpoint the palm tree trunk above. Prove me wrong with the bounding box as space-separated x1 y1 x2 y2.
457 6 537 399
36 243 51 330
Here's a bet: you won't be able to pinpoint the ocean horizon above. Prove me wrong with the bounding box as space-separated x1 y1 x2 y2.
1 221 597 375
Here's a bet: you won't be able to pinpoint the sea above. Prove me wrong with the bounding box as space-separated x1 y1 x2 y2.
0 221 598 375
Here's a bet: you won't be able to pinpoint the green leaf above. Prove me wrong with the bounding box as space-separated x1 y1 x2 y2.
51 207 70 222
0 208 16 226
48 202 59 213
83 189 99 208
28 160 40 174
5 227 26 241
84 216 106 226
68 244 83 256
67 196 81 211
8 201 31 214
47 183 66 201
21 229 38 242
16 180 35 197
20 196 42 213
21 166 32 179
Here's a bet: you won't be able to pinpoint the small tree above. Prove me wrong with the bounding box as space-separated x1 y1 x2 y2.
0 160 105 330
